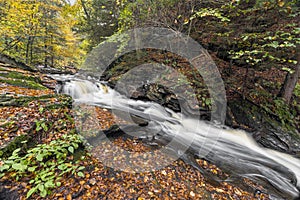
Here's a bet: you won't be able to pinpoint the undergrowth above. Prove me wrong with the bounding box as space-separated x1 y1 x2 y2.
0 134 85 198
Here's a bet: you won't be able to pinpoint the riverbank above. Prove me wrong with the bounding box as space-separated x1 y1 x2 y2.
0 60 272 199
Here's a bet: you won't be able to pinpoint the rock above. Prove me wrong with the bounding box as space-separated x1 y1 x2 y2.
0 94 72 109
0 54 36 72
130 115 149 126
101 58 300 156
37 66 77 75
227 98 300 156
113 82 210 120
0 181 20 200
0 134 33 158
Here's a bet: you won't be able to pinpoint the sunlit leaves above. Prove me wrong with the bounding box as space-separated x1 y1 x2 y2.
229 23 300 68
282 67 295 73
191 8 230 22
0 0 84 67
68 146 74 153
0 0 42 54
278 0 285 7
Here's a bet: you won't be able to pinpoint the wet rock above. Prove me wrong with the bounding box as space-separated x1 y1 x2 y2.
102 61 300 156
227 98 300 156
130 115 149 126
114 83 210 120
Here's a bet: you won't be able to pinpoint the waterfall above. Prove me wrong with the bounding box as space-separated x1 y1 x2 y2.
54 75 300 199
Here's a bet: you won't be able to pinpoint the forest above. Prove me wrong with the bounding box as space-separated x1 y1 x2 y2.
0 0 300 199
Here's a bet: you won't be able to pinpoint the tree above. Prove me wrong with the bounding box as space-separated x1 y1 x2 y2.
278 47 300 104
223 0 300 103
115 0 300 107
0 0 84 68
76 0 118 51
0 0 40 59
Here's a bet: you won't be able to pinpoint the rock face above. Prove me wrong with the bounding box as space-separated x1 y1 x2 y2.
0 54 36 72
227 98 300 156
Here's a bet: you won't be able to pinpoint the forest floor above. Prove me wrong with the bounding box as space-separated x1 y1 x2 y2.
0 62 271 199
0 1 299 199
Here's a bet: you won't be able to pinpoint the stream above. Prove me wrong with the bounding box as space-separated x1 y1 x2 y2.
50 74 300 200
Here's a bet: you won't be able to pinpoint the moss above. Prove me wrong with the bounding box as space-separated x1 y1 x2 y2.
0 134 36 159
0 70 45 90
294 84 300 98
228 98 300 155
0 94 72 108
0 79 46 90
0 71 39 82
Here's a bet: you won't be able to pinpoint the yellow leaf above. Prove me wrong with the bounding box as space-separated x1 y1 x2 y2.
183 18 189 25
278 0 285 7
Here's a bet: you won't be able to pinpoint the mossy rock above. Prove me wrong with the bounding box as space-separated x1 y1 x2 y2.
0 134 36 159
227 98 300 155
0 71 40 82
0 94 73 108
0 70 46 90
0 79 47 90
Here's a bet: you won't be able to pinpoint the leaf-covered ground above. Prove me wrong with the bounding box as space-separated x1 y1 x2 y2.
0 63 270 199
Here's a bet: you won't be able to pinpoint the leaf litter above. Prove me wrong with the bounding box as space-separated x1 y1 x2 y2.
0 65 270 199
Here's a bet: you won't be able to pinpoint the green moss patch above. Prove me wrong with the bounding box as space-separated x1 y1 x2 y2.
0 71 46 90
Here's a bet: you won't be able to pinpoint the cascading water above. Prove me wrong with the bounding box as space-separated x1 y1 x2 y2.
51 74 300 200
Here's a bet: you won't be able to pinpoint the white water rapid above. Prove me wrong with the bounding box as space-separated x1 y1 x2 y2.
52 75 300 200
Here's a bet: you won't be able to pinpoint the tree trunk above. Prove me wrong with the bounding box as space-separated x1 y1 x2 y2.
278 53 300 104
80 0 94 31
25 36 32 64
30 36 35 64
50 34 54 67
44 22 48 67
242 65 249 96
